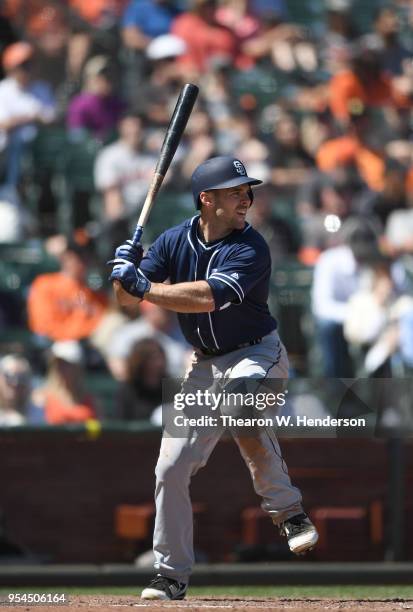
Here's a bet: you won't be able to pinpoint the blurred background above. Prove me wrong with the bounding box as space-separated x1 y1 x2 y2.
1 0 413 573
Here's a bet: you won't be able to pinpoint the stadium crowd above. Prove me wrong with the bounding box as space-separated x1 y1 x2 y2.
1 0 413 426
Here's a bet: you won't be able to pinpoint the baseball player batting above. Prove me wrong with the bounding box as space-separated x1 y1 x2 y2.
109 156 319 601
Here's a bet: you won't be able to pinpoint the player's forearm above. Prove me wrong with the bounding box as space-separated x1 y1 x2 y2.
146 281 215 313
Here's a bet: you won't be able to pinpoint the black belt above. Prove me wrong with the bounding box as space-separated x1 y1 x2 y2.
198 337 262 357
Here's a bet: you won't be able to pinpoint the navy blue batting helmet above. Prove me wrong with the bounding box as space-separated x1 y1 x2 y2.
191 156 262 209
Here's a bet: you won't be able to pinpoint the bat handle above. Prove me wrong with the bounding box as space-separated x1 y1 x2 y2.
132 225 143 246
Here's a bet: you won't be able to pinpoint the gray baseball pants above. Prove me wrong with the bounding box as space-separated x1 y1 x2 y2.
152 330 303 583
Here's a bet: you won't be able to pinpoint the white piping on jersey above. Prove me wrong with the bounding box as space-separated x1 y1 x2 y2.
186 230 198 280
192 212 224 251
208 307 219 348
187 219 208 347
196 234 225 250
209 273 242 303
138 267 150 281
206 249 222 349
187 216 249 350
197 326 208 348
209 272 244 302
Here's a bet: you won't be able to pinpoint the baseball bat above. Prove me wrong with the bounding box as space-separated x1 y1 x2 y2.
131 83 199 246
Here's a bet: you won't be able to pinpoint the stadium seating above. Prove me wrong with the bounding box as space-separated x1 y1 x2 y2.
0 242 59 352
270 259 315 373
60 136 103 232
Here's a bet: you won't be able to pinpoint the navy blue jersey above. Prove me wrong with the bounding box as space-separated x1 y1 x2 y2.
139 215 277 351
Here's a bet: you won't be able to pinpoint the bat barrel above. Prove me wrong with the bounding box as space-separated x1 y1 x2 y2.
131 83 199 247
155 83 199 177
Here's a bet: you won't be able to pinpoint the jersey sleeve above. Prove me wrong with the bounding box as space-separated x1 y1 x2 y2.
207 242 270 310
139 232 170 283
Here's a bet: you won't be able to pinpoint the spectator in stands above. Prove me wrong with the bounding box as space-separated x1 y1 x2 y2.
297 168 361 259
27 240 108 343
213 0 266 70
316 102 385 192
320 0 358 74
328 34 409 125
50 25 93 120
385 190 413 257
70 0 129 29
312 217 381 377
116 337 167 421
132 34 187 122
66 55 125 141
108 301 189 381
39 341 97 424
224 112 269 177
356 159 408 229
372 5 412 76
344 257 413 375
0 41 56 187
215 0 260 44
176 109 217 185
26 4 69 90
267 111 313 197
171 0 238 76
0 354 45 426
242 1 317 73
121 0 181 52
94 112 157 239
246 184 298 263
121 0 183 102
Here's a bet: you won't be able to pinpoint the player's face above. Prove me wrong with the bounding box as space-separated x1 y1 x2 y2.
211 184 252 230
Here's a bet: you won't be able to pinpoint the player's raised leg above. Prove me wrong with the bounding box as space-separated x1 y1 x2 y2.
224 333 319 554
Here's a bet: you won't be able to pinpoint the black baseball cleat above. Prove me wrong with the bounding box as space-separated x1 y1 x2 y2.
141 574 187 600
279 513 319 555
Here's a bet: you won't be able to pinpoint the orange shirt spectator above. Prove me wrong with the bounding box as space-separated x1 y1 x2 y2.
69 0 128 25
27 242 108 342
329 69 408 122
45 392 96 424
41 341 98 425
28 274 107 341
171 2 238 74
317 135 385 192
